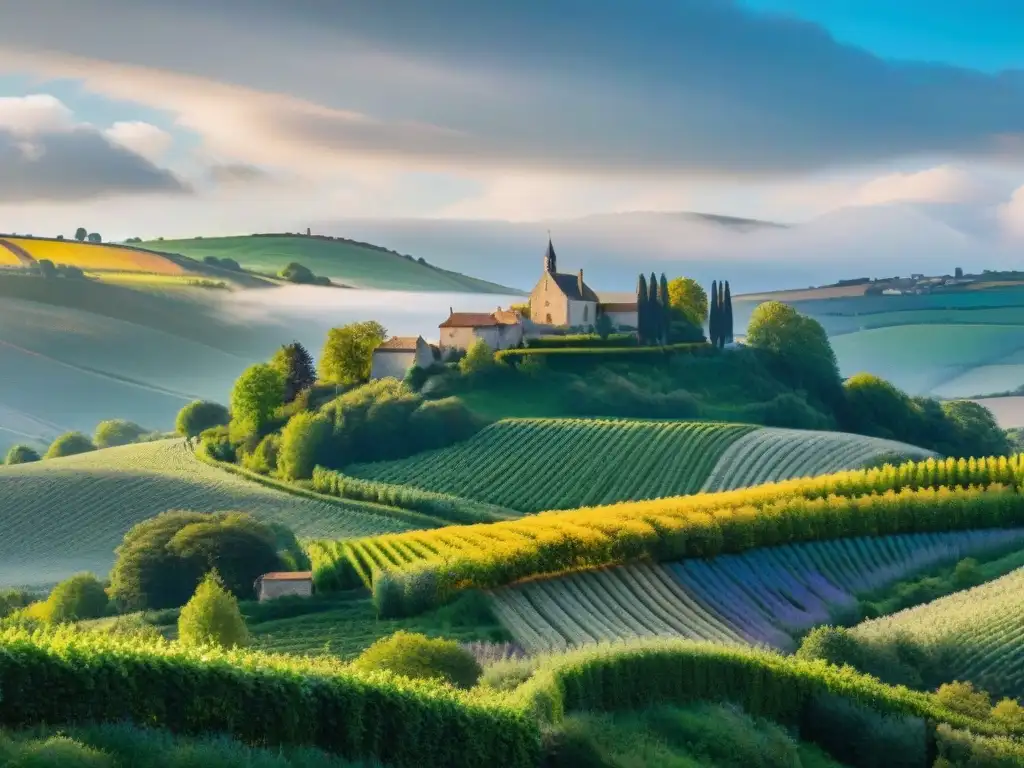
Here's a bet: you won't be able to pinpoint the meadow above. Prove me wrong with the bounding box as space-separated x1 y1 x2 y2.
138 235 519 293
3 237 188 274
851 565 1024 701
493 528 1024 653
0 440 414 588
348 420 928 513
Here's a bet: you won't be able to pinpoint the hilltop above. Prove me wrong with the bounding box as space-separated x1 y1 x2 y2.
135 234 522 293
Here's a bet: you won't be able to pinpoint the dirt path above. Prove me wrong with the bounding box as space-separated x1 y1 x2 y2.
0 238 38 266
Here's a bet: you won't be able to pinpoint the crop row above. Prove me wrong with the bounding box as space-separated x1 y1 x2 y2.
494 528 1024 653
701 428 934 492
309 473 1024 616
348 418 756 512
851 565 1024 701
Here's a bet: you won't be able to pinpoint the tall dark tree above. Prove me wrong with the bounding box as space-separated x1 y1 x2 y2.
648 272 660 344
717 281 726 348
272 342 316 403
637 273 649 343
724 281 734 344
659 274 671 343
709 280 719 346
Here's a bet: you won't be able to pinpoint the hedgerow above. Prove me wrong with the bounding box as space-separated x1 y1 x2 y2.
524 333 638 349
495 342 713 369
0 626 540 768
308 461 1024 616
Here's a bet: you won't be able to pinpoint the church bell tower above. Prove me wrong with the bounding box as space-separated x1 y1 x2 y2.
544 236 557 274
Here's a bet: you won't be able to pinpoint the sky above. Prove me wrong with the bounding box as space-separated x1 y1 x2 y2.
3 0 1024 242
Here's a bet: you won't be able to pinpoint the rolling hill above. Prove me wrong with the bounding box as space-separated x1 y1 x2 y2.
348 419 933 513
135 234 522 293
0 440 415 588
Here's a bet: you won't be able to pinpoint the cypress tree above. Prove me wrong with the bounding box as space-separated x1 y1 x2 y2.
648 272 660 345
637 273 649 343
659 273 670 343
717 281 726 348
724 281 734 344
709 280 718 346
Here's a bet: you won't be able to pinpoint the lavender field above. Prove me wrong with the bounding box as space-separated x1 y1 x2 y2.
491 528 1024 653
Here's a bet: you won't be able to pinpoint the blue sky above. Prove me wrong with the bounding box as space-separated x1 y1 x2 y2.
1 0 1024 240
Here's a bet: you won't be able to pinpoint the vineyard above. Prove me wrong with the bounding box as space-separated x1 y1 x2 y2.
0 440 414 588
701 428 934 491
851 566 1024 701
308 454 1024 614
492 528 1024 653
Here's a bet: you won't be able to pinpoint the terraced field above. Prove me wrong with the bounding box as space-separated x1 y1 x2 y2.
350 418 756 512
851 566 1024 700
0 440 413 588
4 237 188 274
493 529 1024 653
701 428 934 491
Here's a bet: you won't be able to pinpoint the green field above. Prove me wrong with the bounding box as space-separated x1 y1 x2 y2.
138 235 521 293
349 419 932 513
0 440 414 588
851 565 1024 701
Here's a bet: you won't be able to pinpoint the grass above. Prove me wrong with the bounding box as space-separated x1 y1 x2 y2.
492 529 1024 653
0 440 415 588
850 564 1024 701
136 235 520 293
348 418 757 513
5 237 189 274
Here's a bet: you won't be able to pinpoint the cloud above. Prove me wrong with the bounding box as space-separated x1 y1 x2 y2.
207 163 271 186
0 94 189 202
850 166 993 206
3 1 1024 179
998 185 1024 238
103 121 173 162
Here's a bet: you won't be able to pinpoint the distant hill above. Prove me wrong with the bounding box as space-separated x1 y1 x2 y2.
135 234 523 293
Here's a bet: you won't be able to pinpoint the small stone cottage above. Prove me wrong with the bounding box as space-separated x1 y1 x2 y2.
370 336 437 380
254 571 313 602
438 308 524 354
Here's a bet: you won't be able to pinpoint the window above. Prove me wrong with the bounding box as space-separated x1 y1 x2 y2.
583 305 589 321
545 313 552 323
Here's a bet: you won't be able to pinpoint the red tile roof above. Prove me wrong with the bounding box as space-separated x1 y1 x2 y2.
439 312 501 328
260 571 313 581
376 336 422 351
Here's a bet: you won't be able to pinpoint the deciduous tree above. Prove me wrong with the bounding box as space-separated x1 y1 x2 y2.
666 277 708 328
175 400 230 441
229 363 285 436
178 571 249 649
271 341 316 402
319 321 386 385
74 227 87 242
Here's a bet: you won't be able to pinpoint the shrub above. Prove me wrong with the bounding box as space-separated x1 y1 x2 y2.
404 364 430 392
277 411 333 481
459 338 499 377
0 589 35 619
44 432 96 459
4 444 40 465
352 631 482 689
935 723 1024 767
42 573 109 623
178 572 249 649
990 698 1024 735
175 400 229 440
230 363 286 438
93 419 147 449
242 432 280 475
935 681 992 720
199 425 235 462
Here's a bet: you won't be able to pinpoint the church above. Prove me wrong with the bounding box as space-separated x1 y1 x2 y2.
528 239 638 330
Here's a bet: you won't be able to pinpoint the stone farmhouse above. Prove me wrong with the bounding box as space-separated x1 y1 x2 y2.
438 307 524 354
370 336 438 379
254 571 313 602
529 239 638 330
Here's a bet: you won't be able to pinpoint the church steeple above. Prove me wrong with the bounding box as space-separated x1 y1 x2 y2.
544 234 557 274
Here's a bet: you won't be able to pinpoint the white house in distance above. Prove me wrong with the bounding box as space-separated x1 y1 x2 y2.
438 308 524 354
370 336 437 379
528 239 638 330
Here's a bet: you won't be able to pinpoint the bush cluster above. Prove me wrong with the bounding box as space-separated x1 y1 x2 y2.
352 631 482 689
525 333 638 349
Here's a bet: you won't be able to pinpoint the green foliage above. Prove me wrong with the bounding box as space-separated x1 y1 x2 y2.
594 312 614 340
175 400 230 440
936 681 993 720
526 333 637 349
279 261 319 284
319 321 386 385
241 432 280 475
935 723 1024 768
93 419 147 449
990 698 1024 735
747 301 841 403
277 411 334 481
801 693 928 768
108 511 290 610
37 258 57 278
178 571 249 649
229 363 285 437
0 589 35 620
352 630 482 689
0 625 540 768
942 400 1012 457
459 338 499 377
4 444 40 465
42 573 109 624
74 227 87 241
404 364 430 392
271 341 317 403
667 276 709 327
44 432 96 459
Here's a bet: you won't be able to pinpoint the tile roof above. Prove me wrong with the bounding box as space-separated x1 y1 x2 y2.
550 272 600 302
376 336 423 351
599 302 638 312
493 309 522 325
440 312 501 328
260 571 313 581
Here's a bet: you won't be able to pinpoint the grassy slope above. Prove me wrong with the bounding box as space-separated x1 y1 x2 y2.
492 529 1024 654
0 440 414 588
349 419 932 513
851 565 1024 701
349 418 757 513
138 235 522 293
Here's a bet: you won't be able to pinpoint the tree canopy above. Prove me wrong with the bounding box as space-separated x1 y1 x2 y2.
178 571 249 650
94 419 147 449
667 277 708 327
230 363 286 437
5 444 40 465
747 301 840 401
44 432 97 459
319 321 386 386
271 342 317 403
176 400 230 440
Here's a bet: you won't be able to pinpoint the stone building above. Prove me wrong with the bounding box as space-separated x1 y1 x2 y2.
370 336 437 379
254 571 313 601
438 308 523 353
